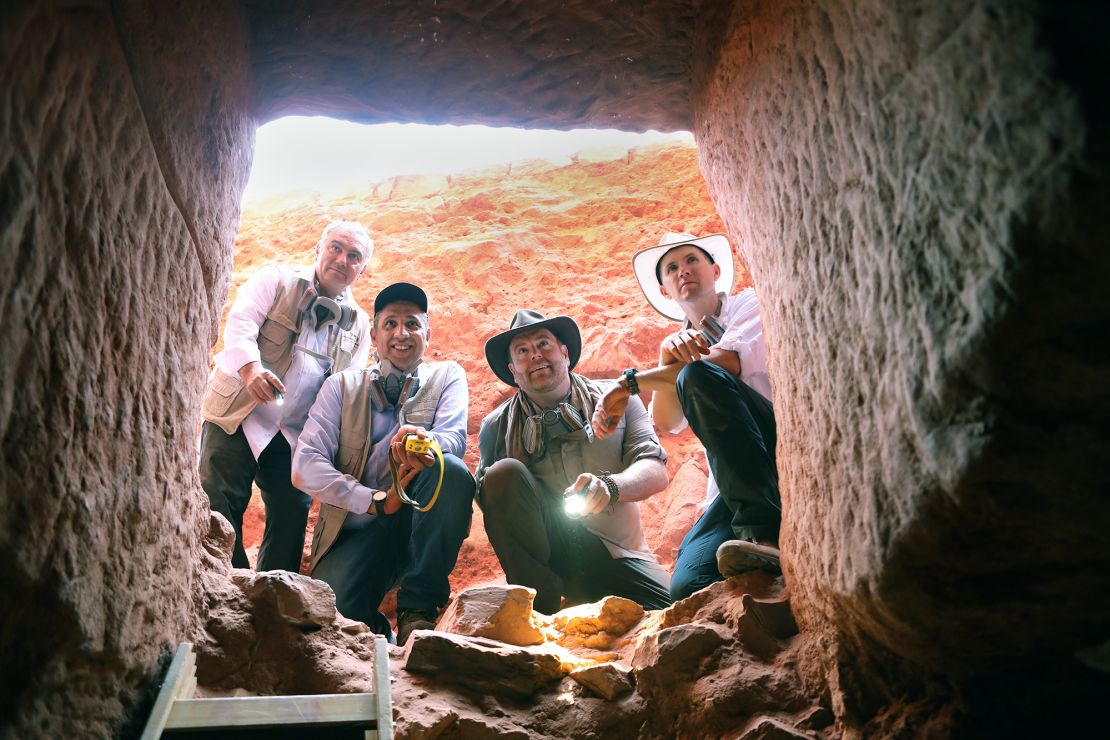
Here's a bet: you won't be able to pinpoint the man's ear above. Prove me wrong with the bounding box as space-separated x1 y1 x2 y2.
712 262 721 281
370 323 377 341
659 283 672 300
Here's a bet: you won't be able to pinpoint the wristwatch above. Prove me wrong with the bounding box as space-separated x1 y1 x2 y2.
369 490 389 515
623 368 640 395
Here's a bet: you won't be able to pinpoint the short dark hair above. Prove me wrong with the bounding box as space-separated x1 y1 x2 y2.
655 244 715 284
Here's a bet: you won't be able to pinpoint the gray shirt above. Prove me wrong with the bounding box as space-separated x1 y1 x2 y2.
477 386 666 561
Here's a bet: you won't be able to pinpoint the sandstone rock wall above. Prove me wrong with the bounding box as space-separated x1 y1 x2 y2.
245 0 694 131
691 0 1110 717
0 2 252 735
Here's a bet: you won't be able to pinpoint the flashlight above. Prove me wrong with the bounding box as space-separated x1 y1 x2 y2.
563 491 586 517
272 389 285 406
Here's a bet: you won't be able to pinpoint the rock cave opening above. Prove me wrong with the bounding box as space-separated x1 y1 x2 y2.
2 1 1108 737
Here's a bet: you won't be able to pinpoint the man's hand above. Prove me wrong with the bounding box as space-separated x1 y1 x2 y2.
390 425 435 470
564 473 610 517
239 361 286 404
592 385 630 440
659 328 710 366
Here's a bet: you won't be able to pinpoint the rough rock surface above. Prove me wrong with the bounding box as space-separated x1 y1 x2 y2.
0 2 251 736
691 0 1110 730
570 662 635 701
3 0 1108 736
436 584 545 646
403 630 566 699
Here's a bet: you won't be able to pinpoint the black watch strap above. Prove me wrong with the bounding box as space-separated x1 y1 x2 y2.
623 368 640 395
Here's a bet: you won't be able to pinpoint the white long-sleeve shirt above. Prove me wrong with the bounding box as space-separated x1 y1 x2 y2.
212 264 371 458
292 361 468 527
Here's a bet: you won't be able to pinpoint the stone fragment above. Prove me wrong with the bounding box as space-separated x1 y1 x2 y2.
238 570 337 629
738 716 813 739
796 706 835 731
552 596 646 649
632 623 727 689
570 662 634 700
404 630 565 699
204 511 237 566
437 584 544 646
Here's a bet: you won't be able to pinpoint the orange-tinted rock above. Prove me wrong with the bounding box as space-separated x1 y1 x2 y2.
570 662 635 701
437 584 545 646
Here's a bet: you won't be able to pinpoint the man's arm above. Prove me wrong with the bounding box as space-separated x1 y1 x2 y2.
291 375 412 515
214 266 286 403
593 337 740 438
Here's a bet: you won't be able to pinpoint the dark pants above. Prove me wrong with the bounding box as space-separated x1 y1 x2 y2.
670 361 781 601
480 458 672 614
310 454 475 638
198 421 311 572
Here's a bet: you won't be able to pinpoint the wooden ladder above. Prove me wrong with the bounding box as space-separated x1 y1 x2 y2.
139 639 393 739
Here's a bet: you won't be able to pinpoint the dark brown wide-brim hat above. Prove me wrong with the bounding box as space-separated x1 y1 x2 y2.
484 309 582 387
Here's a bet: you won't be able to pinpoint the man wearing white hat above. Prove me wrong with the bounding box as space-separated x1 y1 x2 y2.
592 233 781 601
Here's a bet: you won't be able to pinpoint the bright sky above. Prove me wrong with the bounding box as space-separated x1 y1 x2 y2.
243 117 694 201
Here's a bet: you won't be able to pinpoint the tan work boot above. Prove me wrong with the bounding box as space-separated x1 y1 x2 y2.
716 539 781 576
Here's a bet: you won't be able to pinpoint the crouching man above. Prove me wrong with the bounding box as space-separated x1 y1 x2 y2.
476 310 673 614
592 233 781 602
292 283 475 644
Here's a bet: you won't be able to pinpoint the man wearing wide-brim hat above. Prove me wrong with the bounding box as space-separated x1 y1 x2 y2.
592 232 781 601
475 310 673 613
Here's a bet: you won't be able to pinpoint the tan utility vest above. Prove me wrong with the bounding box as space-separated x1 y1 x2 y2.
201 269 370 435
309 361 457 571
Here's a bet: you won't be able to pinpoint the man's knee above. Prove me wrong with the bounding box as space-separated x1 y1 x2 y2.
675 360 726 398
417 454 476 516
479 458 532 510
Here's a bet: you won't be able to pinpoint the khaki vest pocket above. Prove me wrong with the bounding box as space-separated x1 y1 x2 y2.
258 318 295 366
337 443 364 476
201 370 243 417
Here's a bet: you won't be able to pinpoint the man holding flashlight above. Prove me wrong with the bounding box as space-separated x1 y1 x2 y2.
199 221 373 572
476 310 672 614
292 283 474 644
591 233 781 602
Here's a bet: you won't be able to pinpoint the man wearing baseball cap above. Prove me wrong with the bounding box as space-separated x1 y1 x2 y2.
476 309 672 613
292 282 475 644
592 233 781 601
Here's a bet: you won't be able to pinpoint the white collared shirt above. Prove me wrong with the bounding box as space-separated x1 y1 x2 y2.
212 264 370 458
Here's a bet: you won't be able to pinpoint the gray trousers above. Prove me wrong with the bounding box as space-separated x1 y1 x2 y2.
480 458 672 614
198 421 311 572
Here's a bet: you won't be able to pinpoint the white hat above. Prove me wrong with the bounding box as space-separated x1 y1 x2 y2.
632 232 735 321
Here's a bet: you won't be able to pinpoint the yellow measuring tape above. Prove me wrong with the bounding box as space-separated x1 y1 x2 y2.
389 435 444 512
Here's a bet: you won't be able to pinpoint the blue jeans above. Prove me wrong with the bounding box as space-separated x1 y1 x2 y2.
670 361 781 600
310 454 475 637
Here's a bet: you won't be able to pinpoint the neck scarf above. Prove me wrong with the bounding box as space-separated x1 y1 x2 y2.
503 373 603 463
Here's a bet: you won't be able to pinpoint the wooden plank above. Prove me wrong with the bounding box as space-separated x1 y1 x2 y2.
139 643 195 740
165 693 380 729
372 635 393 740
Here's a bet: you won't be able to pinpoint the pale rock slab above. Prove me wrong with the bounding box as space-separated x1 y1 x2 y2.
551 596 646 650
437 584 544 646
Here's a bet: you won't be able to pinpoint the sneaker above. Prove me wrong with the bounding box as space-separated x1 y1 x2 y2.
396 608 437 646
717 539 782 576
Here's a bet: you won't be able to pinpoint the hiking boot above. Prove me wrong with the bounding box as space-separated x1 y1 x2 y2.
717 539 782 576
396 608 437 646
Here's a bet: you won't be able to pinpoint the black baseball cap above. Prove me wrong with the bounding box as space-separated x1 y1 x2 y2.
374 282 428 313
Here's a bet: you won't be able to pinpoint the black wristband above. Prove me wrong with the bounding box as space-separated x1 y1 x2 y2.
623 368 640 395
598 471 620 510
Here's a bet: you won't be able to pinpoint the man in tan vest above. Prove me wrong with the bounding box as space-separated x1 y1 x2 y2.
199 221 373 572
292 282 475 644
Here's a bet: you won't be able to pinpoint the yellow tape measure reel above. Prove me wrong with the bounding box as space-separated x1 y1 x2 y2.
389 434 444 512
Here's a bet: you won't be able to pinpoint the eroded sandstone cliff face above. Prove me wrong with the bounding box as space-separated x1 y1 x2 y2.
691 0 1110 731
2 0 1107 737
0 2 252 736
